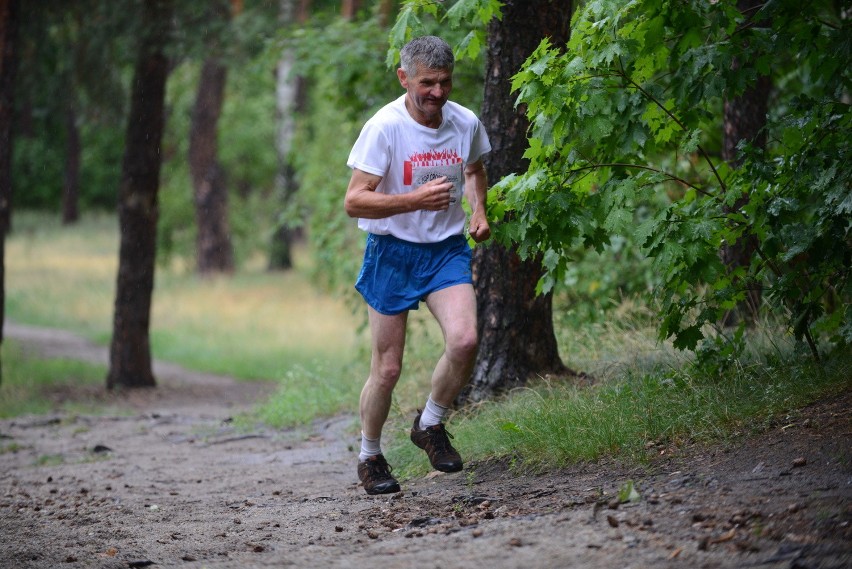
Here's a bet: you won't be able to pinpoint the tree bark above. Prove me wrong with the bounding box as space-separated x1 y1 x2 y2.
341 0 360 20
62 101 80 224
0 0 16 238
189 57 234 274
377 0 392 26
268 0 310 271
107 0 170 390
460 0 573 404
720 0 770 327
0 0 18 372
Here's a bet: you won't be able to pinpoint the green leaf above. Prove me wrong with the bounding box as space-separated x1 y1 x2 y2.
528 51 553 77
618 480 641 503
500 421 522 434
680 128 701 154
604 207 632 232
386 7 422 67
673 324 704 351
446 0 503 27
455 30 484 62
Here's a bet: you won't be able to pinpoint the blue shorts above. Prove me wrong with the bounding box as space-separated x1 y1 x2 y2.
355 233 473 315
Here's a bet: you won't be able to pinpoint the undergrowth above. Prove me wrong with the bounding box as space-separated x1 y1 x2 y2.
386 339 850 479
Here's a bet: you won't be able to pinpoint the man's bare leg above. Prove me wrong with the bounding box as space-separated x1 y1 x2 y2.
357 307 408 494
360 306 408 444
424 283 478 411
408 283 477 472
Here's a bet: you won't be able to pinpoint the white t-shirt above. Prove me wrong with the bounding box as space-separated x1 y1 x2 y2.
347 95 491 243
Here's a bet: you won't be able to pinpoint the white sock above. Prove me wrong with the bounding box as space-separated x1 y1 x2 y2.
359 432 382 462
419 397 449 430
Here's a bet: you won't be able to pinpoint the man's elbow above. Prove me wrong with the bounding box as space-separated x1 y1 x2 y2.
343 193 359 218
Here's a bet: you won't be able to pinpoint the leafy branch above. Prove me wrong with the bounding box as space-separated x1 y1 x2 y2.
495 0 851 361
565 162 713 198
616 62 726 194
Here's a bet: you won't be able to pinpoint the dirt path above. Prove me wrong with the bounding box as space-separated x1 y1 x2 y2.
1 324 850 569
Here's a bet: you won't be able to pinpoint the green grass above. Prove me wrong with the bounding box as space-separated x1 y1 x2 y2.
4 211 850 472
0 340 108 418
5 212 118 338
4 210 365 423
6 211 362 378
386 338 851 479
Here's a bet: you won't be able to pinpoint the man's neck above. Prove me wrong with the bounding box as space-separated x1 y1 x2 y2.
404 96 442 129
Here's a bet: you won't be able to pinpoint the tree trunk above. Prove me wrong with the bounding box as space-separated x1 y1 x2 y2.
341 0 360 20
0 0 18 375
268 0 310 271
107 0 170 390
460 0 573 404
377 0 392 26
62 101 80 224
0 0 16 238
720 0 770 327
189 57 234 274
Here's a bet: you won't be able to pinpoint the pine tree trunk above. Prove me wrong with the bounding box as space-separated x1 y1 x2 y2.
107 0 170 390
62 101 80 224
190 57 234 274
0 0 18 367
0 0 16 238
460 0 573 404
340 0 360 20
720 0 770 327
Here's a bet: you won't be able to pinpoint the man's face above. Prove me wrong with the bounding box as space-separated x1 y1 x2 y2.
398 64 453 125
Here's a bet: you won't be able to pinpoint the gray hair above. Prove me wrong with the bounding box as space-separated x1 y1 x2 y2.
399 36 454 76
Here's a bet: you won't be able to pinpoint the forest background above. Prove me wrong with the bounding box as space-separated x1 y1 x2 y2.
0 0 849 475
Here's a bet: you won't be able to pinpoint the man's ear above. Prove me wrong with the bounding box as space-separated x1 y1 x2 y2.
397 67 408 89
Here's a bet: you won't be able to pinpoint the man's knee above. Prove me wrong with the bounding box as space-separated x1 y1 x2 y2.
371 359 403 391
447 326 478 361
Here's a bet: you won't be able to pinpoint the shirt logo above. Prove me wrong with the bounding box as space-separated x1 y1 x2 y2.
403 149 462 186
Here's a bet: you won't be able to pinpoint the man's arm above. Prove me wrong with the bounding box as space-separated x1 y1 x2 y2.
344 168 455 219
464 160 490 243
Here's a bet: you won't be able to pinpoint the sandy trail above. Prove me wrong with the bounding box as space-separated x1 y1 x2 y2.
1 323 850 568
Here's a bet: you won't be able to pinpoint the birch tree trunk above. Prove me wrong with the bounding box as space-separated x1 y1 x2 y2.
268 0 310 270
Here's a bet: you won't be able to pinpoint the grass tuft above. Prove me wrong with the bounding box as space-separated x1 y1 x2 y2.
0 340 108 418
386 334 851 479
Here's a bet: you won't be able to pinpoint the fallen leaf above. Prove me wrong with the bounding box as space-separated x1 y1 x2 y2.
668 548 682 559
710 528 736 544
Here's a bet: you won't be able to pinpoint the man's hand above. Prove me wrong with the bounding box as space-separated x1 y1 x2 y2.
468 209 491 243
463 159 489 242
414 176 454 211
345 169 453 219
